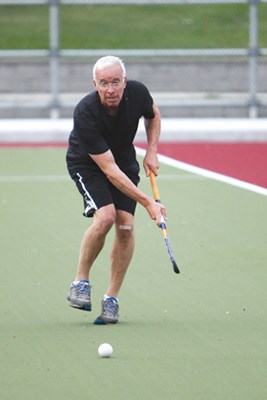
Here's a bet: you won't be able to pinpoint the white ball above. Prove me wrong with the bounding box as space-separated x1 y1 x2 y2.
98 343 113 358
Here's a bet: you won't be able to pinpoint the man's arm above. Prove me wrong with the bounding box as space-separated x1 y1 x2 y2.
143 102 161 176
89 149 166 225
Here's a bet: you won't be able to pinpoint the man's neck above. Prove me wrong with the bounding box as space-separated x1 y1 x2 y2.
107 107 119 117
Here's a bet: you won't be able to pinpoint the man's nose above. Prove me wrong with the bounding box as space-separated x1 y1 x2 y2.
107 83 115 92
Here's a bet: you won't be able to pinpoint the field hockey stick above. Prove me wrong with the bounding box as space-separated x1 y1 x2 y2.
149 171 180 274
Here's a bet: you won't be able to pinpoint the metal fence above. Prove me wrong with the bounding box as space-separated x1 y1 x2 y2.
0 0 267 118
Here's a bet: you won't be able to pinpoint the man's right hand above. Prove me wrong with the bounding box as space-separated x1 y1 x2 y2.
146 198 167 227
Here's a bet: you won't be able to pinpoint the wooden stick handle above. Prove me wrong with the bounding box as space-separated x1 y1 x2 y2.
149 171 160 202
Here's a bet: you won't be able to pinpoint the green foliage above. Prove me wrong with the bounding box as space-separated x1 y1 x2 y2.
0 4 266 49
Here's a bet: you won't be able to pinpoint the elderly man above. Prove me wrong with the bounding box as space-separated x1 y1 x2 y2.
66 55 166 325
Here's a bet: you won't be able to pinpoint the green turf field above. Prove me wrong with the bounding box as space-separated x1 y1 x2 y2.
0 148 266 400
0 4 267 49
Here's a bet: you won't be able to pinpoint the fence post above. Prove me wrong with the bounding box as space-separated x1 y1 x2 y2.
248 0 260 118
49 0 60 119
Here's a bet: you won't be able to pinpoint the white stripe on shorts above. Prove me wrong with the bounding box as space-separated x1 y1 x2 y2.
77 173 98 215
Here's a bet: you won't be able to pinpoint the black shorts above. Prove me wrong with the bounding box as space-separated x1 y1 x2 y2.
68 162 140 218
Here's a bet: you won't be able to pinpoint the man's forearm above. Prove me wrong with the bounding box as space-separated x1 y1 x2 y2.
106 163 152 208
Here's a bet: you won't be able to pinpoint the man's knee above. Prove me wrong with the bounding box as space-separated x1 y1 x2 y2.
118 224 133 231
117 224 134 241
94 206 116 234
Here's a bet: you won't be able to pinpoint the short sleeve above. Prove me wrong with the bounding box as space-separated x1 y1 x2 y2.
125 80 155 121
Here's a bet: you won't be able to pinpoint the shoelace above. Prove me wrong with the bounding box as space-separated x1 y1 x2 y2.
104 298 118 314
77 282 90 296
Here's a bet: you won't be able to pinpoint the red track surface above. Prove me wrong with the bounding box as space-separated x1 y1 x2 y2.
136 142 267 189
1 141 267 189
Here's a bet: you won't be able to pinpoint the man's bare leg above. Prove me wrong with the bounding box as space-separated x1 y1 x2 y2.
74 204 116 281
68 204 116 311
93 210 134 324
106 210 135 298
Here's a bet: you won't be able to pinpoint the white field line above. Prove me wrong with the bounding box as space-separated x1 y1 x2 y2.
1 150 267 197
136 147 267 197
0 173 202 183
0 175 70 182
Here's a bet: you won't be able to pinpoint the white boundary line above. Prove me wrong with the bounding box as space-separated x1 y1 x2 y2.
0 148 266 196
0 145 266 196
136 147 267 197
0 175 69 182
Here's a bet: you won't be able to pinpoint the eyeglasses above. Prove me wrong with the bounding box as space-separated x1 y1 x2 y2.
98 79 122 90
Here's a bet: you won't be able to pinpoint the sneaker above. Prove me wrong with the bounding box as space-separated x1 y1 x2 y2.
94 297 119 325
67 280 92 311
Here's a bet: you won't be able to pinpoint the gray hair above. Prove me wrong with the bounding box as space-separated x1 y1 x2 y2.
93 56 126 80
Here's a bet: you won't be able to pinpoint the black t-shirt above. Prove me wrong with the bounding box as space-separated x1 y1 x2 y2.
66 80 154 171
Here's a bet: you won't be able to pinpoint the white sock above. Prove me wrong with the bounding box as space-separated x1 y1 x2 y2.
73 280 89 285
104 294 118 303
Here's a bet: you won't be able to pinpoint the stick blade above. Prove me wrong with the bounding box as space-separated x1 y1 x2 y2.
172 260 180 274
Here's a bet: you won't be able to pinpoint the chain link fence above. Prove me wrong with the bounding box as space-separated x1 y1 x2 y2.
0 0 266 118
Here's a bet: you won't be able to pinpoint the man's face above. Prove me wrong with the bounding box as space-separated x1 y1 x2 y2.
93 63 126 113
